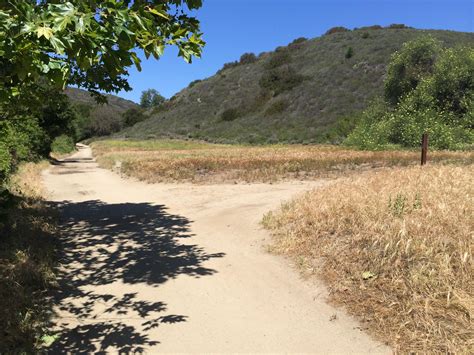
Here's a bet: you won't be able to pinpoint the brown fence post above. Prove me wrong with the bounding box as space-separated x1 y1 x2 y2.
421 133 428 166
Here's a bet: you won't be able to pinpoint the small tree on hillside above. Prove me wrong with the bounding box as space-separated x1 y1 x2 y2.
123 107 147 127
384 36 440 105
140 89 166 109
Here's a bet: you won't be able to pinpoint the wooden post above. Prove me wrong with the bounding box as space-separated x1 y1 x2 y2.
421 133 428 166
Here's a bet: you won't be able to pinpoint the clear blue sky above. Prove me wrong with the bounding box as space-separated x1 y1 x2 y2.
118 0 474 103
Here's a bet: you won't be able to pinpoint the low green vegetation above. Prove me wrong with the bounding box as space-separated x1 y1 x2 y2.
346 36 473 150
50 135 75 155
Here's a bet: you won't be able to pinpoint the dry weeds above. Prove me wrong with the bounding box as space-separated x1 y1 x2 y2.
91 139 473 183
1 161 58 351
263 164 473 353
8 161 50 199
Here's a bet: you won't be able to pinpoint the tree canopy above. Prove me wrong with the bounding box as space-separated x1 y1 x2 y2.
0 0 204 185
140 89 165 108
346 36 474 150
0 0 204 107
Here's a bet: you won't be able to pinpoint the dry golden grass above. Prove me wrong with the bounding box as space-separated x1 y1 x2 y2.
1 161 58 351
92 139 473 183
8 161 50 199
263 164 473 353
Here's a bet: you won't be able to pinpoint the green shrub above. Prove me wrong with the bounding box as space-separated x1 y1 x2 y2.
288 37 308 49
264 50 292 69
346 42 473 150
325 26 350 35
388 24 409 29
220 61 239 72
384 36 441 105
359 25 383 31
345 47 354 59
361 32 370 39
123 107 147 127
264 99 289 116
290 37 308 45
188 79 202 88
240 53 257 65
50 135 75 154
0 143 11 183
259 67 305 95
220 108 240 122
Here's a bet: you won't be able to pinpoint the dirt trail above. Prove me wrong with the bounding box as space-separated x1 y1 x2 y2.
42 144 389 353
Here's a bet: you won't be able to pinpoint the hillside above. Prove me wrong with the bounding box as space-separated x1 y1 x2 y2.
65 87 138 137
65 87 137 113
119 27 474 144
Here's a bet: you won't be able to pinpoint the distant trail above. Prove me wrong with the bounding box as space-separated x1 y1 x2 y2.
43 145 389 353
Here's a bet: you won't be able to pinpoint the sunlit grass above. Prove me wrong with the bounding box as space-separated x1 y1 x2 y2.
91 139 473 183
263 164 473 353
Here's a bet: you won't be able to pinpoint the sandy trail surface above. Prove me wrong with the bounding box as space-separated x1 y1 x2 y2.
42 144 389 353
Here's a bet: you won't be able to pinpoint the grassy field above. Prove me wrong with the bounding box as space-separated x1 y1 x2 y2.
263 164 473 353
92 139 473 183
0 162 58 352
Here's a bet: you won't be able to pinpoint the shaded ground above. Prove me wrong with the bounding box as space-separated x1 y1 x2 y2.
43 145 390 353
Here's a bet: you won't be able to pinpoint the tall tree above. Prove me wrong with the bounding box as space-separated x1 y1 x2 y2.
0 0 204 183
140 89 165 108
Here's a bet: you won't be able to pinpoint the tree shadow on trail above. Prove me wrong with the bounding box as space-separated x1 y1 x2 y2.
48 200 224 353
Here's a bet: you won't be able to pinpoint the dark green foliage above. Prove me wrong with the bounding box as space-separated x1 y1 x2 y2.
347 40 474 150
188 79 202 88
0 116 44 180
345 47 354 59
123 107 147 127
264 99 289 116
259 67 305 95
358 25 383 31
118 29 474 145
140 89 165 109
240 53 258 65
384 36 440 105
325 26 350 35
388 24 410 29
220 108 241 122
66 87 137 140
290 37 308 45
220 61 240 72
288 37 308 50
264 50 292 69
361 32 370 39
50 135 75 154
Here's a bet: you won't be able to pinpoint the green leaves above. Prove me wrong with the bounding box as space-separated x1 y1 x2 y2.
36 26 53 39
0 0 205 104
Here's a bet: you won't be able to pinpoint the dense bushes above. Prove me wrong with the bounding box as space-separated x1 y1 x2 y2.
188 79 202 88
264 99 289 116
388 24 410 29
220 108 241 122
346 37 473 150
264 50 292 69
325 26 350 35
259 67 305 95
384 36 440 105
345 47 354 59
50 135 75 154
0 88 79 184
240 53 257 65
122 107 147 127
